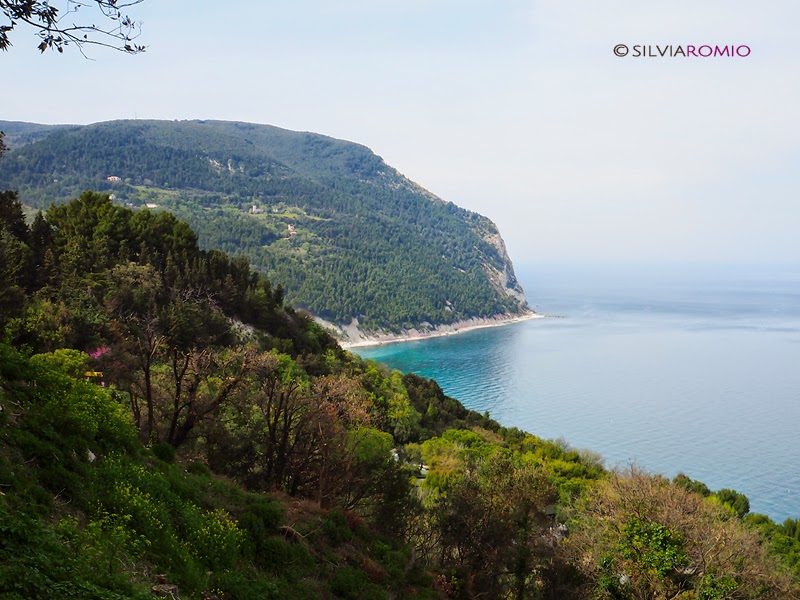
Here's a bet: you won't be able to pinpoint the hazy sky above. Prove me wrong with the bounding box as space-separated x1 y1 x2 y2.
4 1 799 266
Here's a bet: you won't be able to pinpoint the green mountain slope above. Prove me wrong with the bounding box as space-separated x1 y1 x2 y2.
2 192 799 599
0 119 529 334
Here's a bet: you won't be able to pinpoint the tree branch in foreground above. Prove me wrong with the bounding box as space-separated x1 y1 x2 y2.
1 0 145 55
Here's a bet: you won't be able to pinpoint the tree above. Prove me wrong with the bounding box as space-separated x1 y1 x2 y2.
0 190 32 328
714 488 751 518
207 351 312 491
158 345 259 448
0 0 144 54
205 363 392 513
0 189 28 241
104 262 165 441
433 453 556 599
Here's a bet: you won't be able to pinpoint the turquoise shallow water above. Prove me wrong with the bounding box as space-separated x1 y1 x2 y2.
354 264 800 522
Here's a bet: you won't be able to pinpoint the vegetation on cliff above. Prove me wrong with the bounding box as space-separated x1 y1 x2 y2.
0 119 528 332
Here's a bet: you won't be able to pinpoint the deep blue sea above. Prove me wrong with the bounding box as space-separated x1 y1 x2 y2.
354 264 800 522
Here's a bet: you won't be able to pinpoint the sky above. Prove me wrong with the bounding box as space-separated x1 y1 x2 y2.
3 0 799 266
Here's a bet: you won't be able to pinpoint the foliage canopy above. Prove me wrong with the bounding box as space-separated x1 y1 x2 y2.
1 191 798 598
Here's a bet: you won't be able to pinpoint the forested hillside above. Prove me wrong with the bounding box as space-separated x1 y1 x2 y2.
2 190 800 599
0 119 529 333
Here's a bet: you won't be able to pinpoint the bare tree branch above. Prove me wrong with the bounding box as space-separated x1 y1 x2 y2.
1 0 145 55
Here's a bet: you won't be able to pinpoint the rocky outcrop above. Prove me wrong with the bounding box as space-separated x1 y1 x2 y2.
479 227 528 306
151 574 179 597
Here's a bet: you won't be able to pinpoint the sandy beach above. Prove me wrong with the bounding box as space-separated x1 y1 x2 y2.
334 311 544 349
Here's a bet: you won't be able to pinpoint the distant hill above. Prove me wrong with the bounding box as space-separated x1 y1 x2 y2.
0 119 530 336
0 120 73 150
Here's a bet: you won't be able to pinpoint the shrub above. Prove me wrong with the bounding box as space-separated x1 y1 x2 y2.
323 508 353 547
329 566 388 600
184 506 245 570
186 460 210 477
239 497 283 557
212 569 280 600
254 536 315 577
151 442 176 464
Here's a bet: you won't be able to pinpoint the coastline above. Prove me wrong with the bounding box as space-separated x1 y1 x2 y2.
331 311 544 349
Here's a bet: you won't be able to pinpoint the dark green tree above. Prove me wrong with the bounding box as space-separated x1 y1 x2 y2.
0 189 28 241
714 488 750 518
0 190 32 328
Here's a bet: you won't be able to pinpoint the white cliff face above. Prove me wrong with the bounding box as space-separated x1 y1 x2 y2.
480 228 529 307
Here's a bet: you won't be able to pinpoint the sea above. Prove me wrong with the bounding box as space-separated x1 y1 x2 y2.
354 263 800 523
